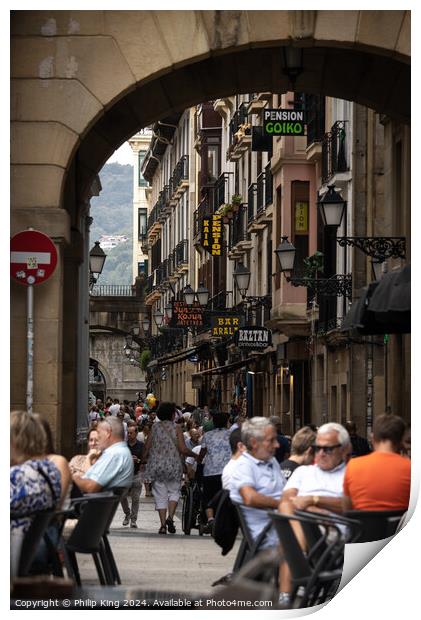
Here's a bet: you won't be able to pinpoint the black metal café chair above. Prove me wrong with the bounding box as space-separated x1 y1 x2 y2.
11 509 56 577
293 509 362 561
233 504 276 573
102 487 128 585
63 493 120 586
343 509 406 542
269 511 351 608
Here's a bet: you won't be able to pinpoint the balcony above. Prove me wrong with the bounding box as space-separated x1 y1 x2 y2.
175 239 189 273
321 121 348 183
213 172 232 211
147 201 163 239
247 164 273 231
247 183 257 224
172 155 189 197
193 196 214 240
150 330 185 360
228 205 252 258
227 103 251 161
145 270 162 305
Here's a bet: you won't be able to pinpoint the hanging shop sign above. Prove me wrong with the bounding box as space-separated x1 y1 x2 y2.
252 126 273 153
263 109 306 136
234 326 272 350
210 313 244 337
295 201 309 233
170 300 204 327
201 213 223 256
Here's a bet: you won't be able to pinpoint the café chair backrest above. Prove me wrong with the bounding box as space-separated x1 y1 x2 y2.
15 510 55 577
344 509 406 542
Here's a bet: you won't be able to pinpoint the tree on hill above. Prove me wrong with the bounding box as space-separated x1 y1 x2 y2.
89 162 134 284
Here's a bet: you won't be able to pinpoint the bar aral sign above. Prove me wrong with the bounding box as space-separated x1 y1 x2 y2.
263 109 306 136
211 313 244 337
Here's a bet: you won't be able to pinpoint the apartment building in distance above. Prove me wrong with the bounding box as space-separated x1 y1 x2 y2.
129 128 153 283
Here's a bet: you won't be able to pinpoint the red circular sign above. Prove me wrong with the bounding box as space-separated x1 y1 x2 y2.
10 230 58 286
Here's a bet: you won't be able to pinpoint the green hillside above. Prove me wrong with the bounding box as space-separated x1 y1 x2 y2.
90 162 134 284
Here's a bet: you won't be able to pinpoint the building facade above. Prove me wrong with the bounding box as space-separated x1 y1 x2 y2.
140 92 410 436
129 129 153 282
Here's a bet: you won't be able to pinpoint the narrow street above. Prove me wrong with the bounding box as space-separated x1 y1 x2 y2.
77 494 239 596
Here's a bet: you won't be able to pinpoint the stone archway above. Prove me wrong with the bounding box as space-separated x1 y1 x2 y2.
10 10 410 451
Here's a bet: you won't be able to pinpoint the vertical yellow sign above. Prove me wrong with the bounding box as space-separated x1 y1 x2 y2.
295 202 308 233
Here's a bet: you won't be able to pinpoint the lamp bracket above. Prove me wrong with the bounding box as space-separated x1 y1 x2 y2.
286 274 352 297
242 295 272 309
337 237 406 261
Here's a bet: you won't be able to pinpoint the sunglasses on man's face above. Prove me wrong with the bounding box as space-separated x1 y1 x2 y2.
312 444 342 454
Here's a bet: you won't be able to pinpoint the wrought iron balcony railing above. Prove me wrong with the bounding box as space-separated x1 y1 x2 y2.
229 205 250 248
229 103 249 146
175 239 189 266
90 284 136 297
248 183 257 222
214 172 232 211
172 155 189 190
193 196 214 237
321 121 348 183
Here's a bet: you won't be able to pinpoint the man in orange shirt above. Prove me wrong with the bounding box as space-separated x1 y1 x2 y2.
343 414 411 511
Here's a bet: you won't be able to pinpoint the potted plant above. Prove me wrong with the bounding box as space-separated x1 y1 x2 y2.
139 349 152 372
231 194 242 212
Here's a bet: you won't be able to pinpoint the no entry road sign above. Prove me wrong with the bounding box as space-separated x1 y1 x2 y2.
11 229 58 286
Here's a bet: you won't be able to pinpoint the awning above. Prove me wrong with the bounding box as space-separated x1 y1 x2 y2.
151 342 211 367
342 265 410 335
368 264 410 333
341 281 382 334
192 357 256 377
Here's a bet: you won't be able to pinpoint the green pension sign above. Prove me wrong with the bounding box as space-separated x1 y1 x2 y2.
263 109 306 136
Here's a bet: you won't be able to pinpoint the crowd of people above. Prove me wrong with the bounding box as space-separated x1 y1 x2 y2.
10 399 411 607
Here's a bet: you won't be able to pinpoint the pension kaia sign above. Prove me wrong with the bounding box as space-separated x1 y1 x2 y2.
263 109 306 136
201 213 223 256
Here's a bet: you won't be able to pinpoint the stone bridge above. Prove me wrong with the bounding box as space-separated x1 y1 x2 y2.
89 282 148 405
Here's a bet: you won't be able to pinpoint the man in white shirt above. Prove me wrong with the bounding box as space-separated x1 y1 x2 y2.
108 399 121 416
277 422 351 606
221 428 245 490
230 418 287 549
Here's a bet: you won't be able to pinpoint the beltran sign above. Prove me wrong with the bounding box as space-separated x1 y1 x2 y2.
234 327 272 350
263 109 306 136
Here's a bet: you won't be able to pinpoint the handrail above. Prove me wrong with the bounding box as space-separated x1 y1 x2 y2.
90 285 135 297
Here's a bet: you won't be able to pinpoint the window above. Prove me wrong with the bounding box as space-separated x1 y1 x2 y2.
207 145 219 183
138 208 147 240
138 260 148 276
138 150 148 187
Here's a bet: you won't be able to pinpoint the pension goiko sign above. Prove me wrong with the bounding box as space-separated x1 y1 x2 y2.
201 213 223 256
263 109 306 136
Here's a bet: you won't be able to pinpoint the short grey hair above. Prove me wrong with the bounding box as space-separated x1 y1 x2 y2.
99 416 124 440
241 417 274 451
317 422 350 447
